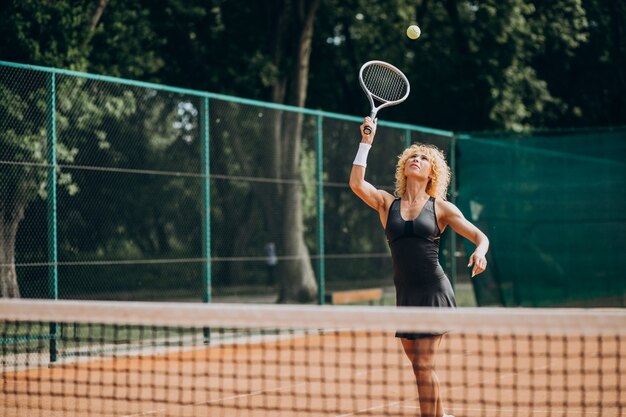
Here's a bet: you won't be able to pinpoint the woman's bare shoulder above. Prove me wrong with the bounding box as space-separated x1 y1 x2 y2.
434 198 462 217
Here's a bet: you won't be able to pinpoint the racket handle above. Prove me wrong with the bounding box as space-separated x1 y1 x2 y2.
363 113 377 135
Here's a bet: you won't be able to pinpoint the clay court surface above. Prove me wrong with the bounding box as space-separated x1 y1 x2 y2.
2 330 623 417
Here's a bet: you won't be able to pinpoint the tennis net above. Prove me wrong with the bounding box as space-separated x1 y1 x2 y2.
1 299 624 417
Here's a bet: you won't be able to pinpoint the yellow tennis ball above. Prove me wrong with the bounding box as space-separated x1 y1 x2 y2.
406 25 421 40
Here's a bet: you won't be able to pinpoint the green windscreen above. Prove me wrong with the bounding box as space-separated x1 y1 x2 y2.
457 128 626 306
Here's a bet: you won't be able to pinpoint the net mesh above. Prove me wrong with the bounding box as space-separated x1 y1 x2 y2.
1 300 624 417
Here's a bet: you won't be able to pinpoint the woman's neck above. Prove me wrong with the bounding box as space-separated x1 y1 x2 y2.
403 180 429 204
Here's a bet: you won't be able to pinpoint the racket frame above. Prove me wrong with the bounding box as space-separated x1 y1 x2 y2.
359 60 411 134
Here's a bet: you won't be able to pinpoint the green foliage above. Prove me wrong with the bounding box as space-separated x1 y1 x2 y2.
538 0 626 127
309 0 597 131
0 76 78 204
0 0 92 70
88 1 166 78
1 0 622 130
7 0 622 130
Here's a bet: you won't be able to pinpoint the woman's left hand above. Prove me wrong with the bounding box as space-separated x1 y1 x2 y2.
468 251 487 277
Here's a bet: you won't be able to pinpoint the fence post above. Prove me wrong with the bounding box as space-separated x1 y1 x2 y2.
201 97 211 343
316 115 325 304
449 134 458 289
47 72 58 363
201 96 211 305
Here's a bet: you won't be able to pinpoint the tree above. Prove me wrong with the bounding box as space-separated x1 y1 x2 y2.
307 0 590 131
268 0 321 302
208 0 321 302
149 0 322 301
534 0 626 127
0 0 96 297
0 0 163 297
0 84 55 297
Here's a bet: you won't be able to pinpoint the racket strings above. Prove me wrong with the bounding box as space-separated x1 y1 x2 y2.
362 64 408 102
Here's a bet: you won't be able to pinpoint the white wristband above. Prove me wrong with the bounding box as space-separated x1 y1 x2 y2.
352 142 372 167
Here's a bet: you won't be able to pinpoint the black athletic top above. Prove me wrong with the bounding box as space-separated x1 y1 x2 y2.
385 197 456 338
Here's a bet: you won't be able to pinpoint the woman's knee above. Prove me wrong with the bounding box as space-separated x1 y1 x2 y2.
412 361 435 379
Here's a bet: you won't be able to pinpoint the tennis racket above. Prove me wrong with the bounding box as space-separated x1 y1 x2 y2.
359 60 411 134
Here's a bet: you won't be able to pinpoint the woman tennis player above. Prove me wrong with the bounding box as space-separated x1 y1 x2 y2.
349 117 489 417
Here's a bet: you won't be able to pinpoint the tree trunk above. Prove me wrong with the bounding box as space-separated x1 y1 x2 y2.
81 0 109 52
276 111 317 303
272 0 320 303
0 202 23 298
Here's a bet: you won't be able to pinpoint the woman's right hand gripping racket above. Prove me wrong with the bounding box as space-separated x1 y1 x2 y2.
359 60 411 134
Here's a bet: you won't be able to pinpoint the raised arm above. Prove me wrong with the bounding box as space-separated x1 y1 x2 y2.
349 117 393 216
437 200 490 277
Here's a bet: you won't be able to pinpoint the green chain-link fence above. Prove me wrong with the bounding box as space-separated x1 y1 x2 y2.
0 61 454 304
1 61 624 306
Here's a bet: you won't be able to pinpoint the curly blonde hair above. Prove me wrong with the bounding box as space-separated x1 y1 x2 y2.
394 143 451 200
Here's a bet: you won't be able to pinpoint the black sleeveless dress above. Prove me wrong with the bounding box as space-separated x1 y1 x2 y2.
385 197 456 339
